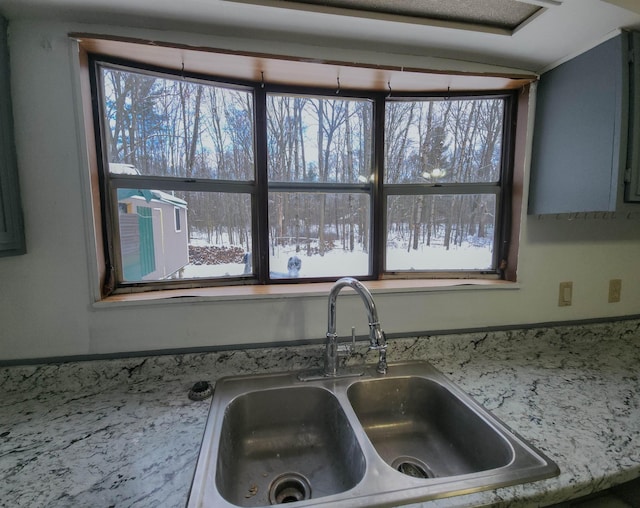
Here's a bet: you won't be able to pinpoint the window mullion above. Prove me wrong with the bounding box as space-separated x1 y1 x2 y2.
267 182 371 193
254 86 269 284
109 175 256 194
497 93 517 276
372 94 385 278
384 183 500 196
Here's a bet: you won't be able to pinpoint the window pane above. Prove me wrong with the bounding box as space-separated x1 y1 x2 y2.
102 67 254 181
386 194 496 271
385 99 503 184
268 192 370 278
117 189 252 281
267 95 373 184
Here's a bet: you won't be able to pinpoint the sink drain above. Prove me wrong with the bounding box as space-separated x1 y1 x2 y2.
391 456 435 479
268 473 312 504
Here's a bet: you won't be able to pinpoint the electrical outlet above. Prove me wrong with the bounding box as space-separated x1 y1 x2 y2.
558 281 573 307
608 279 622 303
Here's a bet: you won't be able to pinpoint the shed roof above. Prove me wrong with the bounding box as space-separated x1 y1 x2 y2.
117 188 187 208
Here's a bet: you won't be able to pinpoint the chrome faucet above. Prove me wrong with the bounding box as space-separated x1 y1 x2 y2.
324 277 388 376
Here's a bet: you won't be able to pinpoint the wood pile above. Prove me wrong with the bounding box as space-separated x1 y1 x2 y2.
188 245 245 265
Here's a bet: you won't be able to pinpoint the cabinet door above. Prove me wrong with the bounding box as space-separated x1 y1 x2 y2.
0 16 25 256
529 33 627 214
625 32 640 202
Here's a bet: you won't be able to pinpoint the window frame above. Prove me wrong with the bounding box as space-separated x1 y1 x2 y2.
380 92 516 278
89 55 517 294
263 89 378 283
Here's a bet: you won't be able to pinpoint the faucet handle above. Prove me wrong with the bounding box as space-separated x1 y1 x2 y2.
337 326 356 356
373 331 388 374
368 329 386 350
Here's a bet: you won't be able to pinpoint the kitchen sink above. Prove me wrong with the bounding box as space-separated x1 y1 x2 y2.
187 362 559 508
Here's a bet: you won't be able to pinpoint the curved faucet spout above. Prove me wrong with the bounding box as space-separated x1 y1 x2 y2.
328 277 380 342
325 277 387 376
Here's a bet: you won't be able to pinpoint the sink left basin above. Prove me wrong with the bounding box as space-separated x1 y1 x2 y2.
187 376 366 508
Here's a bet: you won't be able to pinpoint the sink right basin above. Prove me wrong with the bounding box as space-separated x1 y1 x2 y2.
347 376 514 479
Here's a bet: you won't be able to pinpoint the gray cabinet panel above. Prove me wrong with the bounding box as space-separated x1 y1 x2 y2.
529 34 627 214
0 16 25 256
625 32 640 202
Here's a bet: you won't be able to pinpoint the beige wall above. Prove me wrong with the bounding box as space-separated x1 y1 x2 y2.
1 19 639 362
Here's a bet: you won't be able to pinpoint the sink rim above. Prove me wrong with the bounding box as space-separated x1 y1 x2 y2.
187 361 560 508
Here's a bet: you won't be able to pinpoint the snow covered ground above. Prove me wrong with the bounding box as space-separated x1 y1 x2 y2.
180 241 493 279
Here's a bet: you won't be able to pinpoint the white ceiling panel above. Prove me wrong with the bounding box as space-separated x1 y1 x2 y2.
0 0 639 72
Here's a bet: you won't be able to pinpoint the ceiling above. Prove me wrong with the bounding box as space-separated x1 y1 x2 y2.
0 0 639 73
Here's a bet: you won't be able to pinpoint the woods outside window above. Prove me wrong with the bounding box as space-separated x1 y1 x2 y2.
92 58 515 292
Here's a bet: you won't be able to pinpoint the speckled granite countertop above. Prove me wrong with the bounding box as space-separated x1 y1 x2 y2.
2 319 640 508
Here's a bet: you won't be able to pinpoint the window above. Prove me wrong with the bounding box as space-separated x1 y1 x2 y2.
91 58 515 293
98 65 255 283
174 207 182 232
267 94 373 279
383 98 506 274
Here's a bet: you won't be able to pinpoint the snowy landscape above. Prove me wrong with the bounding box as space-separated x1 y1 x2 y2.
181 236 493 279
103 66 504 284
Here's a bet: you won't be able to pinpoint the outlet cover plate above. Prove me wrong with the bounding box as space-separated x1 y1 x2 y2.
559 281 573 307
608 279 622 303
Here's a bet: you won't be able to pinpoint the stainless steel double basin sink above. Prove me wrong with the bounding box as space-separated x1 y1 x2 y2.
187 361 559 507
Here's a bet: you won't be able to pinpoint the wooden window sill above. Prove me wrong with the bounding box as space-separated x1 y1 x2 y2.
94 279 518 308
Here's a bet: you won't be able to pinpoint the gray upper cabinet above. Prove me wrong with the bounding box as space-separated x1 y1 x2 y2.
529 33 629 214
625 32 640 203
0 16 25 256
